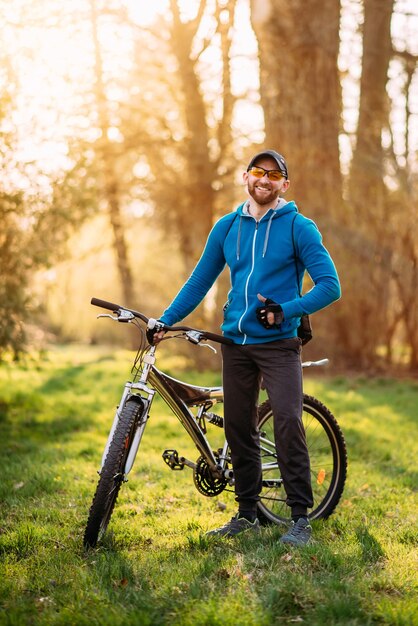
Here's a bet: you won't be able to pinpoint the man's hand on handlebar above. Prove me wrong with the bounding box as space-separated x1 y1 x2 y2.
146 319 166 345
151 330 166 344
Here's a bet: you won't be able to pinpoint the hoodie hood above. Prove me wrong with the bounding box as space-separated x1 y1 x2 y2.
234 200 298 260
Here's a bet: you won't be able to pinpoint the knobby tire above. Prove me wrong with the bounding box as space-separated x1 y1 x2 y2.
83 398 144 548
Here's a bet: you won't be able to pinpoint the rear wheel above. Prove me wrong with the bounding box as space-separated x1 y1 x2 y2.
83 398 144 548
257 394 347 524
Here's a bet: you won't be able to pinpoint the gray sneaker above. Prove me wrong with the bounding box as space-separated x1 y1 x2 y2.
206 514 260 538
280 518 312 547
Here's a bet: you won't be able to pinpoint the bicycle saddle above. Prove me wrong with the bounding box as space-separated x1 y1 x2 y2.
154 369 222 405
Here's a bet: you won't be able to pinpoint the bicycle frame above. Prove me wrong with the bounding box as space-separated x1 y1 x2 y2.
99 338 329 488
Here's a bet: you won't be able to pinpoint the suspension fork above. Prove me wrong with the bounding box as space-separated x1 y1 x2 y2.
100 381 155 473
100 347 158 473
100 382 132 469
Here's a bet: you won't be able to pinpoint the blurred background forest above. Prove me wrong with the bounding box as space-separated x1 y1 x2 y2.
1 0 417 372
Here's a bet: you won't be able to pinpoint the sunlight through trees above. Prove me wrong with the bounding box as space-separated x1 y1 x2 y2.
1 0 417 369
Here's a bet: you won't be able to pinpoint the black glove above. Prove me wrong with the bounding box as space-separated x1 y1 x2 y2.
256 298 284 329
146 319 165 345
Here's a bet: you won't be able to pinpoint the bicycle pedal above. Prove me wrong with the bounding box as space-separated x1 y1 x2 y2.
162 449 185 470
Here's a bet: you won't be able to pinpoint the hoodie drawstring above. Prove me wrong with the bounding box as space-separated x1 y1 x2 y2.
236 216 243 260
262 212 275 258
236 201 292 260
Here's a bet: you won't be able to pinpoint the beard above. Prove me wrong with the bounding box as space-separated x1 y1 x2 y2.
247 179 280 206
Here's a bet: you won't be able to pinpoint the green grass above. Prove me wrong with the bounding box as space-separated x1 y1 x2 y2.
0 346 417 626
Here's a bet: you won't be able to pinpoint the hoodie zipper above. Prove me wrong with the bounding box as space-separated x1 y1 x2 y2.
237 220 259 344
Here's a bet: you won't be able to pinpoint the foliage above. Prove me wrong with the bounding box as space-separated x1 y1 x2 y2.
0 24 101 358
0 189 28 358
0 346 417 625
0 140 99 358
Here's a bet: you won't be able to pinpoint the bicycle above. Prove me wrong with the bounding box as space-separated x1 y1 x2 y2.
83 297 347 548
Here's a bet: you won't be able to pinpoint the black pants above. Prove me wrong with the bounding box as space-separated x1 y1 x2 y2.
222 338 314 518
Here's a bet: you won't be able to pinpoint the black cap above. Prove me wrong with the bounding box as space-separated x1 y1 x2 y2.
247 150 288 179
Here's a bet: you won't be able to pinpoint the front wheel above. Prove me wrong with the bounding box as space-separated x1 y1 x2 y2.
83 398 144 548
257 394 347 524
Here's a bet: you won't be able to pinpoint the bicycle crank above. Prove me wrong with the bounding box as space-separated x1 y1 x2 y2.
193 455 229 496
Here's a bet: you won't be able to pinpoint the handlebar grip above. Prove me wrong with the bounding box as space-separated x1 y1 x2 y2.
91 297 122 312
202 331 234 346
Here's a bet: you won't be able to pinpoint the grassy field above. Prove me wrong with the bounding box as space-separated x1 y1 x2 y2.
0 345 417 626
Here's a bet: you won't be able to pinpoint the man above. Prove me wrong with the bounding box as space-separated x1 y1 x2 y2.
149 150 341 546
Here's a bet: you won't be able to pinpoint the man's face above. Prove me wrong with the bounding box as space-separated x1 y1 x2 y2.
244 156 289 206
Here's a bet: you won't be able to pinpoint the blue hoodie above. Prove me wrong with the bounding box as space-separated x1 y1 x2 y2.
160 200 341 345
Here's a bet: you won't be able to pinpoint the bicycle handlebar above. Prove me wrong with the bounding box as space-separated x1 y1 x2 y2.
91 297 233 346
91 297 135 314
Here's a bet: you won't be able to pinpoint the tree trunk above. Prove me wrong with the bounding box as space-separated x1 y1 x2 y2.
250 0 343 219
169 0 216 276
349 0 394 211
342 0 395 367
90 0 135 307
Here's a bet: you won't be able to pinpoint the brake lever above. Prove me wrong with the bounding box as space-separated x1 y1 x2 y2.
97 313 119 321
199 343 217 354
185 330 217 353
97 310 135 323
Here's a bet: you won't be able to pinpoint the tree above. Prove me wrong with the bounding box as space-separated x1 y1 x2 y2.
0 135 98 358
250 0 343 218
113 0 241 342
125 0 239 277
338 0 395 367
339 0 417 370
89 0 135 307
387 46 418 370
0 190 27 358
